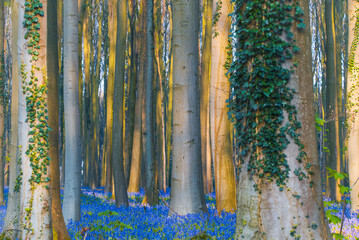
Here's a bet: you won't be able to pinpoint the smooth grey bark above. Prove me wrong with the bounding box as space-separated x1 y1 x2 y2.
169 0 208 215
63 0 82 223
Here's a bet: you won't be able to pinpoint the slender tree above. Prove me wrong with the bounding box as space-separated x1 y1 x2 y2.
1 0 21 237
105 0 116 194
324 0 341 201
47 0 70 238
210 0 236 213
142 0 159 206
200 0 213 194
170 0 208 215
63 0 82 223
112 0 129 207
0 0 6 206
128 0 145 193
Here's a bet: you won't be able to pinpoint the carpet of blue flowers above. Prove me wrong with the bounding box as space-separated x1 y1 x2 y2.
1 188 359 239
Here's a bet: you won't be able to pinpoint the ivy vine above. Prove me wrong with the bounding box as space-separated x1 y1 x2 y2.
228 0 311 187
19 0 49 234
212 0 223 38
346 2 359 136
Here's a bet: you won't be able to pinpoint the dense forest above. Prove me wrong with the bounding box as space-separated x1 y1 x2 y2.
0 0 358 239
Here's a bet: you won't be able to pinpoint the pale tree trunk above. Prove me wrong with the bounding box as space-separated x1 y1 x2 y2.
348 0 359 211
63 0 82 223
128 0 145 193
142 0 159 206
47 0 70 238
210 0 236 213
200 0 212 195
2 1 20 237
112 0 129 207
170 0 208 215
18 0 53 238
105 0 116 194
325 0 341 202
234 0 331 239
0 0 6 206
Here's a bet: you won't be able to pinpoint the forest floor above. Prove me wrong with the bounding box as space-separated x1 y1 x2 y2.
0 188 357 239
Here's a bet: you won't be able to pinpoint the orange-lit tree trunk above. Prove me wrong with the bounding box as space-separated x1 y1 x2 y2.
210 0 236 213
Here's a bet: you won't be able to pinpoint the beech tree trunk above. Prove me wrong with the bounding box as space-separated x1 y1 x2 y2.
128 0 145 193
47 0 70 238
325 0 341 202
0 0 6 206
234 1 331 238
18 0 53 238
170 0 208 215
210 0 236 213
2 1 20 237
200 0 213 195
142 0 159 206
63 0 82 223
112 0 129 207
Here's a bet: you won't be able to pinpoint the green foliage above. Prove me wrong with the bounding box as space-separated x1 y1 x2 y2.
228 0 309 187
212 0 222 38
325 168 351 239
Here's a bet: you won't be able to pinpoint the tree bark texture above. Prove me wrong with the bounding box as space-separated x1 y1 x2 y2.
170 0 208 216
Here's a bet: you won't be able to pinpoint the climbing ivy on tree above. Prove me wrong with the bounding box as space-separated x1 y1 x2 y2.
228 0 311 187
346 3 359 136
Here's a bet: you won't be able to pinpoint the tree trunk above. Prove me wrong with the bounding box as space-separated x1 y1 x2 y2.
63 0 82 223
105 0 116 194
142 0 159 206
128 0 145 193
47 0 70 238
348 0 359 212
233 0 331 238
111 0 129 207
200 0 212 195
170 0 208 215
2 1 20 237
325 0 341 202
0 0 6 206
18 0 53 237
210 0 236 213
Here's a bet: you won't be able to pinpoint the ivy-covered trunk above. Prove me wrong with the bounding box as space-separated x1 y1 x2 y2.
230 0 332 238
347 0 359 212
17 0 53 238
